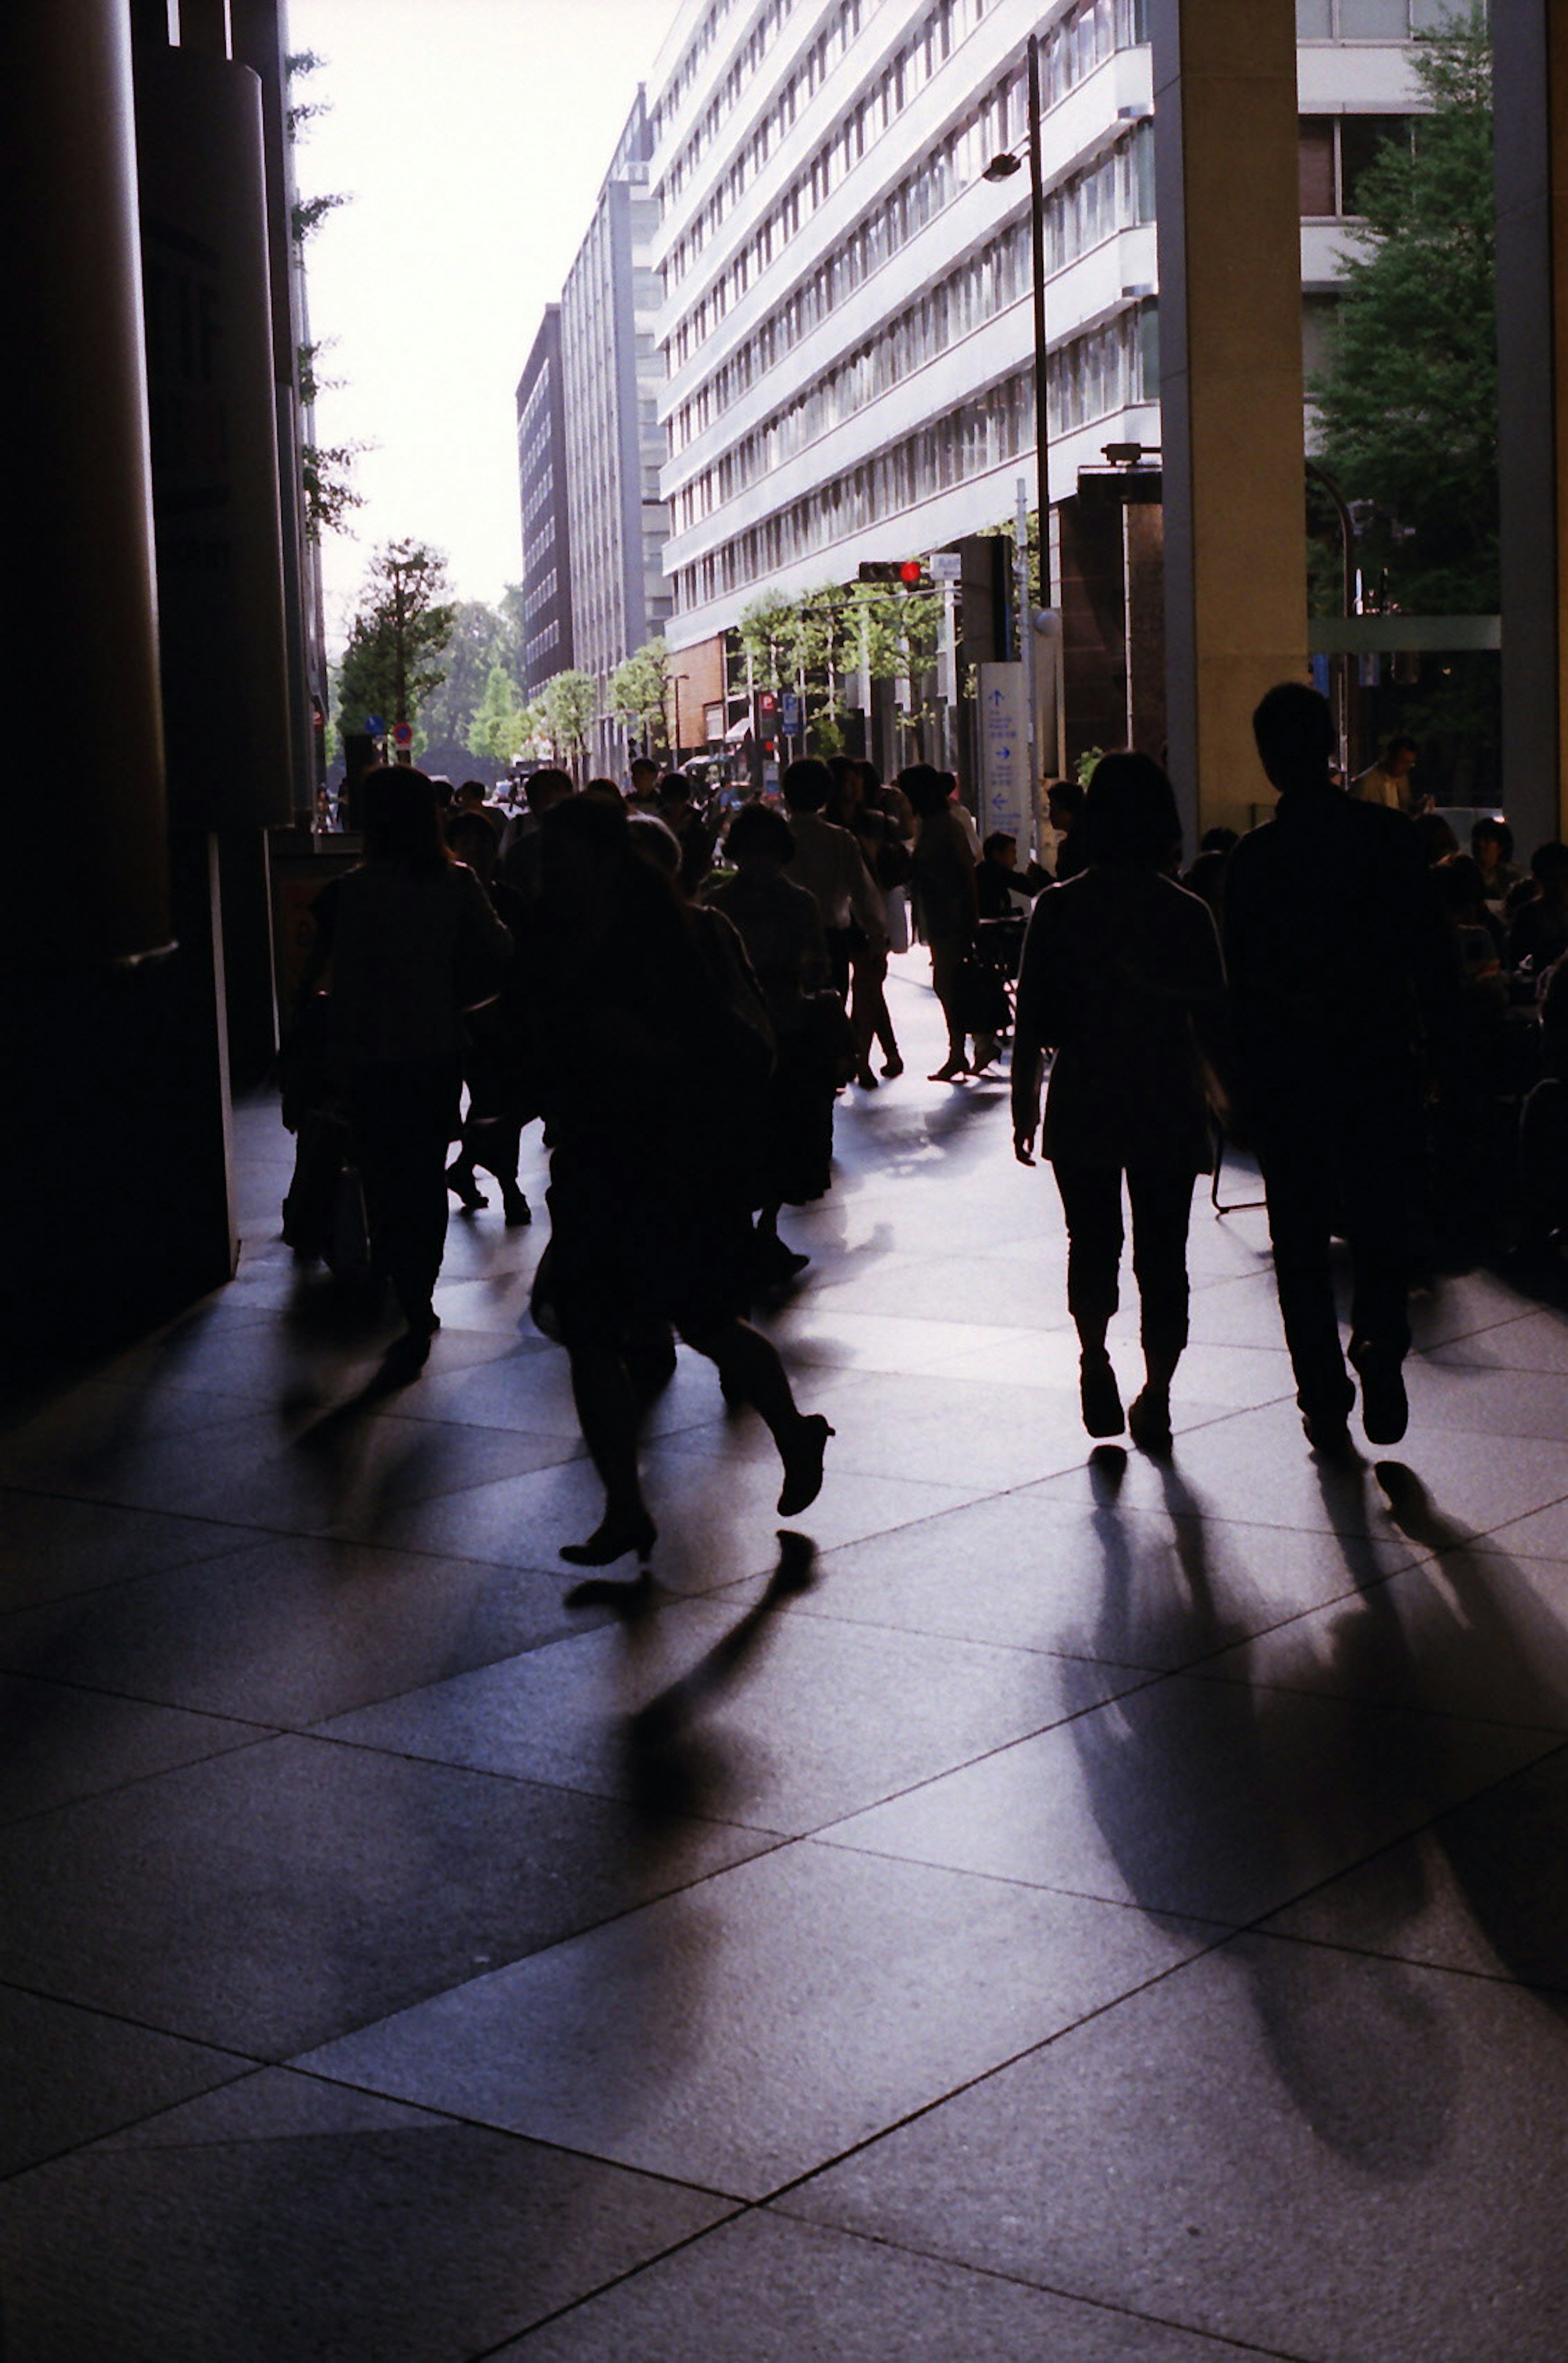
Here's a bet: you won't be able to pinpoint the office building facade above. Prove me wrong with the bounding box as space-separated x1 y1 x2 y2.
514 304 575 700
643 0 1448 757
560 91 676 773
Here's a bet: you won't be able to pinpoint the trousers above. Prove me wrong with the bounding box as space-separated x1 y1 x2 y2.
1051 1161 1196 1362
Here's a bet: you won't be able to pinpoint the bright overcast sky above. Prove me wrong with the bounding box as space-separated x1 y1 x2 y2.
287 0 679 646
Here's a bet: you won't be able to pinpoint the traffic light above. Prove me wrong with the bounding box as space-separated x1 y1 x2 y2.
858 559 930 587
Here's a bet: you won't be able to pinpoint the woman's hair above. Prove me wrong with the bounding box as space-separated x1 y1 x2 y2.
898 762 947 817
858 756 884 796
1470 815 1513 862
361 767 451 869
724 800 795 864
1412 812 1460 866
1082 751 1183 871
627 811 682 877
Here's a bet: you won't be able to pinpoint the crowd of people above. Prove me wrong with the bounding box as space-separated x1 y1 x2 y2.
281 701 1568 1577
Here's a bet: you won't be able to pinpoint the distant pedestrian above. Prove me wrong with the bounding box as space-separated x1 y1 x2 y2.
1351 734 1423 814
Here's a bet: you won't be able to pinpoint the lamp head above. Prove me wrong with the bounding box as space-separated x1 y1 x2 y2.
983 152 1023 181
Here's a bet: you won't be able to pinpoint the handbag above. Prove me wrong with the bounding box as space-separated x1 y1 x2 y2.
955 955 1011 1037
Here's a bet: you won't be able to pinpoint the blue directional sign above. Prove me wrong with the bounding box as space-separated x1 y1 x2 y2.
365 713 385 735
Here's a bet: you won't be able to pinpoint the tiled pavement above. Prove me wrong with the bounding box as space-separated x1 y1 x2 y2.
4 956 1568 2359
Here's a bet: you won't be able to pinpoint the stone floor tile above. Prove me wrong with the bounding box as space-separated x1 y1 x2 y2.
0 1492 254 1612
0 1536 609 1727
0 2089 731 2363
0 1733 775 2056
0 1984 245 2176
762 1308 1031 1378
1185 1540 1568 1734
297 1841 1207 2201
792 1490 1423 1666
0 1672 256 1823
315 1581 1149 1837
354 1448 986 1595
501 2207 1243 2361
819 1672 1552 1926
1426 1304 1568 1373
1262 1742 1568 1989
784 1935 1568 2363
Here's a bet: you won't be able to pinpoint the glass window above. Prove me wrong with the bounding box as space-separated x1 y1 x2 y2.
1338 0 1408 31
1340 114 1410 210
1296 0 1333 31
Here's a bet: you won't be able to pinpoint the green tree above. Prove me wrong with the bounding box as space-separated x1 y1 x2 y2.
468 664 525 765
1308 8 1496 616
419 601 503 755
336 540 457 742
608 637 671 757
537 669 597 770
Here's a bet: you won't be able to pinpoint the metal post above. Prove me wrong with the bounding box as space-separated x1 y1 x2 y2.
1027 32 1050 611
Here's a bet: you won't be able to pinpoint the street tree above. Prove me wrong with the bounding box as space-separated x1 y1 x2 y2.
537 669 597 771
607 637 671 758
468 664 526 766
1309 7 1495 617
336 539 457 742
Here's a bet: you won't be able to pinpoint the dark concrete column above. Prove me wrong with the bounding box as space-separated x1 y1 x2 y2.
4 0 169 967
1150 0 1308 842
1495 0 1568 851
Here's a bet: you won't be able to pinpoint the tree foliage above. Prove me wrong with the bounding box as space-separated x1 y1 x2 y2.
607 638 671 757
469 665 526 765
1309 9 1496 615
535 670 597 766
336 540 457 738
738 581 943 753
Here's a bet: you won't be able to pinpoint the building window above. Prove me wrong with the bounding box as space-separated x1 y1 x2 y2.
1297 0 1468 33
1298 114 1414 215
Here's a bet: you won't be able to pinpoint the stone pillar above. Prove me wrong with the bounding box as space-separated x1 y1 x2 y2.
4 0 169 967
1495 0 1568 851
1150 0 1308 842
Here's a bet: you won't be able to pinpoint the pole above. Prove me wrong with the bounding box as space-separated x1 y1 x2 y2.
1028 31 1050 611
1017 477 1041 859
1305 456 1359 771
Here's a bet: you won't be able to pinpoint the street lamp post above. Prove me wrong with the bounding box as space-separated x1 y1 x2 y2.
984 32 1050 613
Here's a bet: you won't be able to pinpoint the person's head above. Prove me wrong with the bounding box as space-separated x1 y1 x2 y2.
724 798 795 873
445 811 498 881
361 766 450 869
826 755 862 824
1412 811 1459 866
1198 826 1238 857
1252 681 1336 795
1384 735 1419 779
1531 840 1568 902
857 756 884 798
539 786 630 913
982 831 1018 868
782 757 832 814
525 766 573 816
586 776 624 801
454 779 489 811
628 810 683 884
897 762 946 819
657 770 696 812
628 755 660 797
1082 751 1183 872
1047 778 1085 831
1472 816 1514 868
1433 852 1488 922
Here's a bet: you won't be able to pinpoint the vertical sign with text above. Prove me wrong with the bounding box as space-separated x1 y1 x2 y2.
976 661 1029 847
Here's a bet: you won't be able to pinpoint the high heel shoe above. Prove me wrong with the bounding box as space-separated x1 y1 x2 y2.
560 1511 657 1569
445 1159 487 1212
777 1414 834 1516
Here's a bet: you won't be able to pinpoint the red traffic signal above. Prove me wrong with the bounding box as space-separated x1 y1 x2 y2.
857 559 931 587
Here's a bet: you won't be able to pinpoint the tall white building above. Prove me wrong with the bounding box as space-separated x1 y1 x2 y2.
642 0 1446 756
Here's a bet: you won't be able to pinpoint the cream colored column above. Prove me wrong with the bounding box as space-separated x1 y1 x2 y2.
1150 0 1308 843
1496 0 1568 849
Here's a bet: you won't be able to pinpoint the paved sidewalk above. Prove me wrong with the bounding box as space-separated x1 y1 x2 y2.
3 956 1568 2359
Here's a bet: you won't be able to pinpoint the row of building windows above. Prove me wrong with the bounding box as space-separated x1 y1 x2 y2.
661 0 859 215
1297 0 1470 33
648 0 754 156
526 618 562 669
523 566 559 621
677 125 1152 533
675 306 1151 609
666 0 1149 389
522 464 556 533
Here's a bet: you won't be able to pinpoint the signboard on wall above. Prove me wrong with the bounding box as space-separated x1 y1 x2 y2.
976 661 1029 846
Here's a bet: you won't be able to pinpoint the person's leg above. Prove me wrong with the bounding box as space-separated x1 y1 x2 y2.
927 938 968 1078
1052 1162 1125 1434
355 1059 461 1350
1341 1087 1419 1443
1125 1164 1197 1451
1258 1124 1355 1445
682 1314 834 1514
872 980 902 1074
559 1330 656 1564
